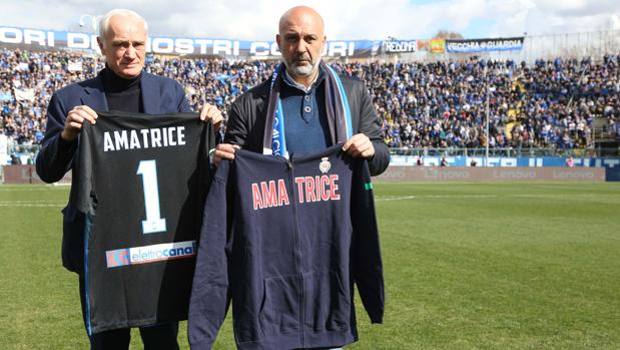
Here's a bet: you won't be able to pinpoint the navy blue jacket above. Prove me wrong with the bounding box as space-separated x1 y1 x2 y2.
35 70 191 273
189 145 384 350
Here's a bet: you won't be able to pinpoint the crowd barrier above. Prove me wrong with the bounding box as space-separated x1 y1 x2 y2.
2 165 71 184
1 165 614 184
375 166 607 182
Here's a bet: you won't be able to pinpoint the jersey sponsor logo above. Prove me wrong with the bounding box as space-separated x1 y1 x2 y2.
105 240 196 268
251 174 340 210
103 126 186 152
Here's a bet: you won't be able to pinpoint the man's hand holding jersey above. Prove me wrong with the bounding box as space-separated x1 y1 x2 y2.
61 105 98 142
199 103 223 129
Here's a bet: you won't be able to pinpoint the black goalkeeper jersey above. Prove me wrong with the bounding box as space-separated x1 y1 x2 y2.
71 111 214 334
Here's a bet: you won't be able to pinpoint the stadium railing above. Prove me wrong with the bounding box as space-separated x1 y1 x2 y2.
2 144 619 167
388 147 616 157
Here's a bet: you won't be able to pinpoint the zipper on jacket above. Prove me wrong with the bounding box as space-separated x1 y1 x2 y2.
287 156 305 346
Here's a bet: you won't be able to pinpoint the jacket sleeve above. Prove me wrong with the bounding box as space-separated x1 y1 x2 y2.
350 160 384 324
35 92 78 183
223 100 250 147
355 83 390 176
189 160 233 349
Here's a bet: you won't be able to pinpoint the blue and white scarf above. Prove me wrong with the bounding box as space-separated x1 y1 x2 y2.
262 62 353 158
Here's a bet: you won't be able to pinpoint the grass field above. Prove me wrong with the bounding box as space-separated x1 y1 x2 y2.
1 182 620 349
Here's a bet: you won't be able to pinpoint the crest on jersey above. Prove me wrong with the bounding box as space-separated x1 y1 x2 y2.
319 157 331 174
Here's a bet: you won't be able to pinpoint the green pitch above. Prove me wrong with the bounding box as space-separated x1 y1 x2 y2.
1 182 619 349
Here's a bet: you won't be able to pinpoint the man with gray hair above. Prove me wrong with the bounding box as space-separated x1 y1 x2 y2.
192 5 386 350
36 8 220 349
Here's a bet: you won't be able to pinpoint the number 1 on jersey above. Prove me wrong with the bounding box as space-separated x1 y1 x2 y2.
137 160 167 234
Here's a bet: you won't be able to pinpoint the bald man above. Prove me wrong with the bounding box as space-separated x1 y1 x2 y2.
36 9 221 350
195 6 386 350
214 6 389 175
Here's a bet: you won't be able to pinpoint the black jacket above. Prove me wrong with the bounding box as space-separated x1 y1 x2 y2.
225 75 390 176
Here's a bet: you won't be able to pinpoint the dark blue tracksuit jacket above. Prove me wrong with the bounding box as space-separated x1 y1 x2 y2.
188 145 384 349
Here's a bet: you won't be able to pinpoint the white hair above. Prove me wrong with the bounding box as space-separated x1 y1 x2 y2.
98 9 148 39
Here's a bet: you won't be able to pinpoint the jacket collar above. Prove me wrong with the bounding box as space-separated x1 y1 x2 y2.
81 69 156 113
80 72 108 112
140 72 157 114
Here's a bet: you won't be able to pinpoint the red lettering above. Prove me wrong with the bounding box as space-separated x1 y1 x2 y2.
320 175 330 201
330 175 340 200
314 176 322 201
305 176 316 202
295 177 305 203
252 183 262 210
261 181 278 208
292 175 340 204
277 179 290 206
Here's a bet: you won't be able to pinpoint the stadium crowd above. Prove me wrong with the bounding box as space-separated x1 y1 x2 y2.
342 55 619 150
1 48 619 157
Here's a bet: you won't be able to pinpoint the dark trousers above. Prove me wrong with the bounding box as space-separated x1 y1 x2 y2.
79 276 180 350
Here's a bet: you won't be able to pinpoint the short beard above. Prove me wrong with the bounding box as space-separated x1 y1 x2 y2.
284 57 321 78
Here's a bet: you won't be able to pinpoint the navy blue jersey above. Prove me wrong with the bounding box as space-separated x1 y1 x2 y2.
73 111 214 334
189 144 384 350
